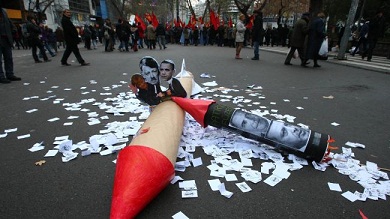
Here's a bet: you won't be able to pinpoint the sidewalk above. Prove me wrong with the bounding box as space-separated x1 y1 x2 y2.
259 46 390 74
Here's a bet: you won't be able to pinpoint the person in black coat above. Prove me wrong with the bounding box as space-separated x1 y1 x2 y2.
363 9 385 62
26 15 50 63
60 9 89 66
251 10 263 60
284 13 310 66
351 20 369 56
0 8 21 83
304 12 326 67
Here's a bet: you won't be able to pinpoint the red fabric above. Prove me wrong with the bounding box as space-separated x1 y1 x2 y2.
110 146 174 219
198 16 203 24
171 97 215 127
359 209 368 219
144 13 152 23
209 9 219 30
246 15 254 29
228 17 233 28
152 12 159 28
174 19 179 27
135 14 146 31
190 15 197 29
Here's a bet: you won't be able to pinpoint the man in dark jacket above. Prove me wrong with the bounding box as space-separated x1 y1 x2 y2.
351 20 369 57
251 10 263 60
0 8 21 83
364 9 385 62
156 23 167 50
60 9 89 66
304 12 326 67
26 15 50 63
284 13 310 66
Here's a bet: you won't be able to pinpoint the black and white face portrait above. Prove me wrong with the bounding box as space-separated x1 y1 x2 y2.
139 56 159 85
160 60 175 81
229 110 270 136
265 121 310 151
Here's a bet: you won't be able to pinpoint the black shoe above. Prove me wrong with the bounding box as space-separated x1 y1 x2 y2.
44 59 51 62
61 62 71 66
251 57 259 60
313 64 321 68
300 62 308 67
284 63 292 65
7 76 21 81
0 78 11 84
81 62 90 66
35 60 42 63
367 59 371 62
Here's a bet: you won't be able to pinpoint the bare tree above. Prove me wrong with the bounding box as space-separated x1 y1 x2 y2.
110 0 130 18
337 0 359 60
185 0 197 18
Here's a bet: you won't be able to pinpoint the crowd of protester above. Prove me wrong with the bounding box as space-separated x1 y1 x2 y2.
7 9 388 62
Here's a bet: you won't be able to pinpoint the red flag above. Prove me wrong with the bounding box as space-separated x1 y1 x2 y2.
173 19 178 27
198 16 203 24
228 17 233 28
144 13 152 23
191 15 197 25
135 14 146 31
151 12 159 28
209 9 219 30
246 15 254 29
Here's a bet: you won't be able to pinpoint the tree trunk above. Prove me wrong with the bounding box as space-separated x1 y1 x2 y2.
202 0 210 23
337 0 359 60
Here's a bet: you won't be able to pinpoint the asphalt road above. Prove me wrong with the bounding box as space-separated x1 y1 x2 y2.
1 44 390 219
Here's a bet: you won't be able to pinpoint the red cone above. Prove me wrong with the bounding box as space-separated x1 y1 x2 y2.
110 145 175 219
171 97 215 127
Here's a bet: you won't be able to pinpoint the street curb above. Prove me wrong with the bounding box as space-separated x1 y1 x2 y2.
259 47 390 74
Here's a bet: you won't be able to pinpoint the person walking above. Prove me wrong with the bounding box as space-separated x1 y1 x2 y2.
47 27 57 53
235 14 246 59
41 25 56 57
284 13 310 66
83 24 91 50
0 8 21 83
137 22 145 49
251 10 263 60
26 15 51 63
363 9 385 62
351 20 369 57
103 19 114 52
156 23 167 50
55 26 65 49
146 22 156 49
304 12 326 68
130 24 139 52
60 9 89 66
90 25 97 49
